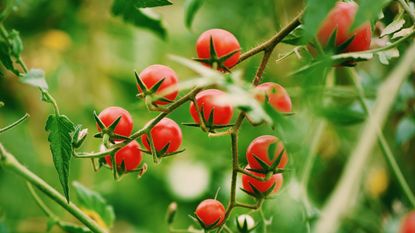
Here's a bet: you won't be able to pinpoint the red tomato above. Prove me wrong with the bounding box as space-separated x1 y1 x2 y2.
196 29 241 69
242 166 283 195
137 64 179 105
105 141 142 171
255 82 292 113
141 118 182 154
97 106 133 137
246 135 288 170
195 199 226 228
401 211 415 233
189 89 234 126
317 2 371 53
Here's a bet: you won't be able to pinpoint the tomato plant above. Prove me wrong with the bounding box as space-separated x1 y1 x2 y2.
246 135 288 171
96 106 133 138
255 82 292 113
141 117 182 154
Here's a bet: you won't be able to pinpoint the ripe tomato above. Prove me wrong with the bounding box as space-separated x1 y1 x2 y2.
137 64 179 105
196 29 241 69
246 135 288 170
104 141 142 171
401 211 415 233
255 82 292 113
141 118 182 154
241 166 283 195
195 199 226 228
97 106 133 137
317 2 371 53
189 89 234 126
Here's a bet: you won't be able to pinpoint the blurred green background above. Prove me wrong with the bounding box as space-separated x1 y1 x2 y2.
0 0 414 232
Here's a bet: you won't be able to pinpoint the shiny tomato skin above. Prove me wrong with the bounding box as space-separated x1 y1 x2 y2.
242 166 283 194
401 211 415 233
141 118 182 153
137 64 179 105
317 2 371 53
97 106 133 137
195 199 226 228
105 141 142 171
256 82 292 113
189 89 233 125
246 135 288 170
196 29 241 69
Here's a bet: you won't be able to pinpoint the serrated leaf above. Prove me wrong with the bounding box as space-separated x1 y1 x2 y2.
351 0 392 31
111 0 167 39
303 0 337 41
392 26 414 39
184 0 204 29
381 19 405 37
20 68 48 89
45 115 75 202
396 117 415 144
134 0 172 8
73 182 115 229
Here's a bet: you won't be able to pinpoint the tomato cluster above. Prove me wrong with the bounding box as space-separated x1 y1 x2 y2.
94 27 293 230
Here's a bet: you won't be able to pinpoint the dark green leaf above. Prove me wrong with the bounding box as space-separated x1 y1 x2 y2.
396 117 415 145
0 40 17 75
111 0 167 39
351 0 391 31
60 222 92 233
282 25 305 45
73 182 115 229
303 0 337 41
318 104 366 125
45 115 75 202
134 0 172 8
184 0 204 29
8 29 23 58
20 68 48 89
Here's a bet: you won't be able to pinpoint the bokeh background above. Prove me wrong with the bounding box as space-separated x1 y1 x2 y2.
0 0 414 232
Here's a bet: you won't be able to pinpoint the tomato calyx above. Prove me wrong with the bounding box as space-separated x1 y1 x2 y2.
240 181 276 199
98 154 148 180
193 36 240 72
93 111 131 142
183 106 234 133
249 143 286 175
235 215 257 233
135 71 173 111
141 134 185 163
192 212 222 230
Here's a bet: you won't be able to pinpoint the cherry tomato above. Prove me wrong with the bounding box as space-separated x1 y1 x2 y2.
195 199 225 228
241 166 283 195
255 82 292 113
137 64 179 105
97 106 133 137
141 118 182 154
196 29 241 69
104 141 142 171
246 135 288 170
189 89 234 126
401 211 415 233
317 2 371 53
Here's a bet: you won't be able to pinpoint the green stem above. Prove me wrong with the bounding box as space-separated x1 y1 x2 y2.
314 41 415 233
348 68 415 207
0 113 29 134
397 0 415 22
0 144 107 233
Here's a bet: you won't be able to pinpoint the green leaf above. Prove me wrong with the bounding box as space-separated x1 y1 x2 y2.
184 0 204 29
381 18 405 37
134 0 172 8
73 182 115 229
396 117 415 145
351 0 392 31
303 0 337 41
318 104 366 125
45 115 75 202
282 25 305 45
60 223 92 233
111 0 167 39
8 29 23 58
0 40 17 75
20 68 48 89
